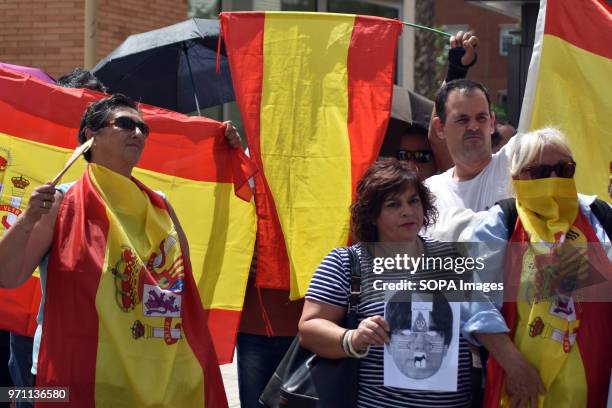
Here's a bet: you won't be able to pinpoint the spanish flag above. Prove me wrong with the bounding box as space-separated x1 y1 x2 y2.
484 206 612 408
0 67 256 365
518 0 612 202
220 12 402 299
37 164 227 406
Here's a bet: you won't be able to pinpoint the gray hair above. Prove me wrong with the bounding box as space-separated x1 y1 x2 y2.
510 127 573 178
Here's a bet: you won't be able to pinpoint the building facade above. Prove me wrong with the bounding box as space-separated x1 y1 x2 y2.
0 0 518 118
0 0 188 78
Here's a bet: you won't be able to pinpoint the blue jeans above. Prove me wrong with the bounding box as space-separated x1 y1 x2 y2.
236 333 295 408
8 333 34 408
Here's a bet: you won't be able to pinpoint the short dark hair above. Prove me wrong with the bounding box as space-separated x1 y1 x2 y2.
434 79 491 124
350 158 437 242
77 93 139 162
57 68 107 93
385 291 453 346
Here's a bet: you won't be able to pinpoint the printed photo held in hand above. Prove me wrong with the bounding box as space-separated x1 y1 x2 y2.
300 158 507 407
384 291 460 392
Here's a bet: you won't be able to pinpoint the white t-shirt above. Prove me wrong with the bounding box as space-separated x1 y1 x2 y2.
425 137 517 213
424 138 517 241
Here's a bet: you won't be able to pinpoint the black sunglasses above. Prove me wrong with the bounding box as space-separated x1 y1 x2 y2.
521 160 576 179
397 150 433 163
104 116 150 137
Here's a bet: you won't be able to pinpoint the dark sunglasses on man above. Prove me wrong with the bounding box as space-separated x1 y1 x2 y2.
104 116 150 137
397 149 433 163
520 160 576 179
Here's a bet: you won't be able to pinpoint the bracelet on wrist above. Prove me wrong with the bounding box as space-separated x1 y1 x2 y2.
340 329 352 357
346 330 369 359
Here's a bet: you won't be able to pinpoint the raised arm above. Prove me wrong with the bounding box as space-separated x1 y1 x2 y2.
0 184 61 288
429 31 479 172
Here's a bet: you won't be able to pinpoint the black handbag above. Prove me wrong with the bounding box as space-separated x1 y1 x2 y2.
259 246 362 408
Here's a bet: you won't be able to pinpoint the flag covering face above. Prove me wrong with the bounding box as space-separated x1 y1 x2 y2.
0 67 256 364
220 12 402 299
519 0 612 201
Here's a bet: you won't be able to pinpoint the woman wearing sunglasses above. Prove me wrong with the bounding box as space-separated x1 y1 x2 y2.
395 125 438 179
469 127 612 408
0 94 236 407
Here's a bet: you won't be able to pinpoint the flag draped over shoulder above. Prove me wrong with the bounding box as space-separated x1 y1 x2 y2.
484 211 612 408
38 164 227 407
518 0 612 201
0 67 256 364
220 12 402 299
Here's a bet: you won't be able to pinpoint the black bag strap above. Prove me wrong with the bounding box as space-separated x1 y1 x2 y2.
590 198 612 240
346 246 362 316
496 196 611 240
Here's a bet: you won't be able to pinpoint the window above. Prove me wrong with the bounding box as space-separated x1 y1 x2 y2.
499 26 520 56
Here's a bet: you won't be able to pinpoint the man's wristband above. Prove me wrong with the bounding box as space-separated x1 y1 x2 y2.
445 47 477 83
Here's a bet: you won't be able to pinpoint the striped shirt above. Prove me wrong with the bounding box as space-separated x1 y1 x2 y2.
305 238 472 408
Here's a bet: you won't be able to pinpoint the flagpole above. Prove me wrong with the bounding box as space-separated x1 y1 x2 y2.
402 22 451 37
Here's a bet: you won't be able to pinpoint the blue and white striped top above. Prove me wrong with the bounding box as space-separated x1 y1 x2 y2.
305 238 474 408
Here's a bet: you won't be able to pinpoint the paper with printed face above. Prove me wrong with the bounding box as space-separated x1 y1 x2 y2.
384 291 460 391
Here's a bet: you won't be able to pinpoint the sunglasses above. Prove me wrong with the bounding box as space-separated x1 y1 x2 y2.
520 160 576 179
104 116 150 137
397 150 433 163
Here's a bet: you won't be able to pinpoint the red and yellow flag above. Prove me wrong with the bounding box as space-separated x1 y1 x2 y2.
519 0 612 202
220 12 402 299
484 210 612 408
37 164 226 406
0 67 256 364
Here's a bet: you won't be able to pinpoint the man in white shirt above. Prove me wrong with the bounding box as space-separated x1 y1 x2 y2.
423 76 520 243
426 79 516 213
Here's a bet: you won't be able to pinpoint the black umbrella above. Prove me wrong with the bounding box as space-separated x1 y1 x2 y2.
92 18 234 114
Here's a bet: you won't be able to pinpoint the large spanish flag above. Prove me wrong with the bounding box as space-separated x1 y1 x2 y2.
0 67 257 364
518 0 612 202
220 12 402 299
38 164 227 406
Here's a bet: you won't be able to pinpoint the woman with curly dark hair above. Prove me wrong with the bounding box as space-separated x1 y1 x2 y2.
298 158 505 407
